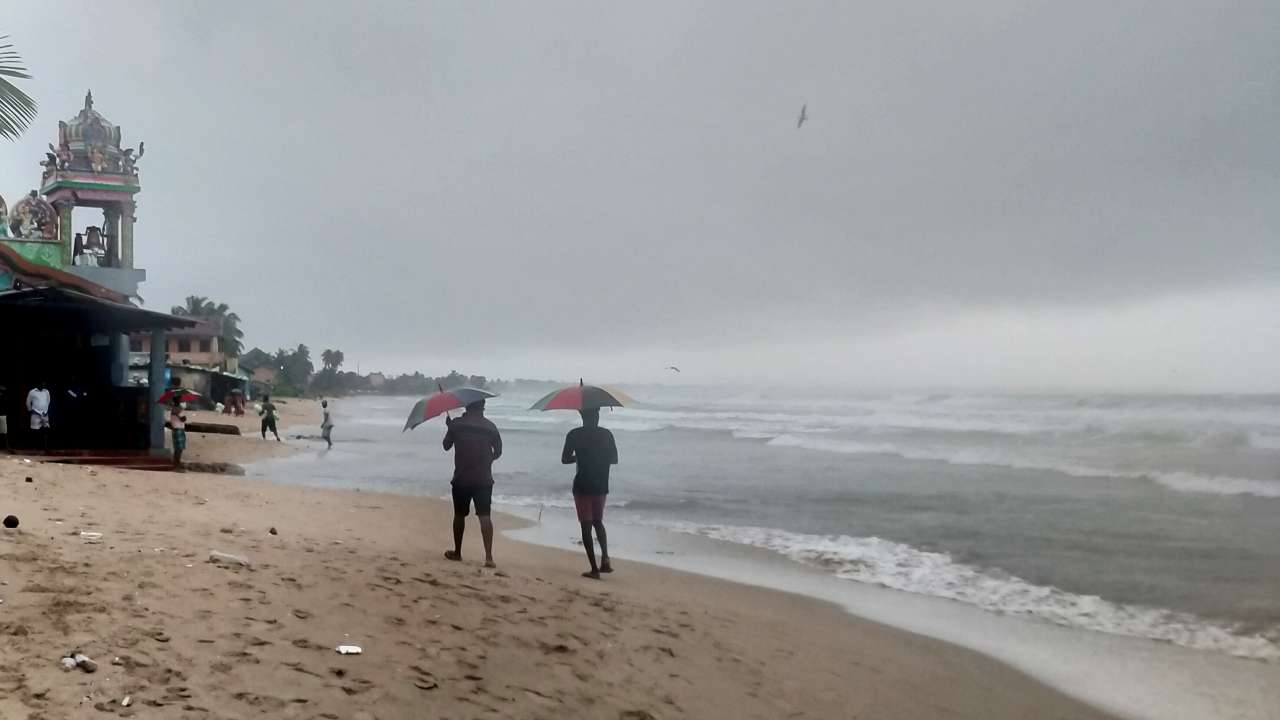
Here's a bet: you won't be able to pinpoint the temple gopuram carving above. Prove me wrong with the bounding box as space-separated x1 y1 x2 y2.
0 91 146 297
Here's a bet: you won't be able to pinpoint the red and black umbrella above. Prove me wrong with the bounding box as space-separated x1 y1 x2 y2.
403 386 498 431
156 388 202 405
529 380 633 411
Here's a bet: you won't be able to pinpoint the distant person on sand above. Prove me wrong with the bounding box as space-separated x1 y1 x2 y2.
168 396 187 470
259 395 281 442
0 384 9 453
320 400 334 449
562 408 618 579
26 381 51 451
442 399 502 567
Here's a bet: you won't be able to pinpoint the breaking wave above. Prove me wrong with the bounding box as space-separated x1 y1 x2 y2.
658 522 1280 661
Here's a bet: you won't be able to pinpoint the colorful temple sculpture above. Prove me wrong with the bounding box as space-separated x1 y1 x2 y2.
0 92 190 460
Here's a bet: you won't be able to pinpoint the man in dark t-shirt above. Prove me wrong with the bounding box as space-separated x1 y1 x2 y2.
443 400 502 567
562 408 618 579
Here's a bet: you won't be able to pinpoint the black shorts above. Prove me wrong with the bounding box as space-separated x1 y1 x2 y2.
262 417 277 433
452 485 492 517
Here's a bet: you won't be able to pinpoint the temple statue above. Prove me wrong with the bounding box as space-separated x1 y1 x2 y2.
8 191 57 240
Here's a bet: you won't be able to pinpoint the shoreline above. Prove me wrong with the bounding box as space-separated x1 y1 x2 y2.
211 399 1280 719
0 414 1122 719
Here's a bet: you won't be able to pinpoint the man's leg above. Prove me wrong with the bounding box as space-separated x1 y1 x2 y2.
594 520 611 572
449 515 465 556
589 496 611 573
574 495 600 578
445 487 468 561
479 517 495 567
475 487 495 567
580 521 600 578
261 418 268 439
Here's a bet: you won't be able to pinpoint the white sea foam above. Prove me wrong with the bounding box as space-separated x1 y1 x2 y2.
1150 473 1280 498
489 494 631 510
656 522 1280 661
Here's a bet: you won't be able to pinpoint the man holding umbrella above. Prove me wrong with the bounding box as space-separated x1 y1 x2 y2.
563 408 618 579
532 382 629 580
442 399 502 567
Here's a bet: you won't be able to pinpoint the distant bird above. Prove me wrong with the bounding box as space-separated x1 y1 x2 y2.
666 366 681 373
797 104 807 129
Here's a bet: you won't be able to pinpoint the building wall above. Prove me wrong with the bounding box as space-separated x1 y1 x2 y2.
132 333 225 368
2 240 63 269
252 366 279 384
168 366 212 399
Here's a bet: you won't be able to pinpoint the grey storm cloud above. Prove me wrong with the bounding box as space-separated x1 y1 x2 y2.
2 1 1277 387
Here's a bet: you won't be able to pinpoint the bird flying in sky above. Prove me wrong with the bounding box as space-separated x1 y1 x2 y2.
666 366 681 373
797 104 807 129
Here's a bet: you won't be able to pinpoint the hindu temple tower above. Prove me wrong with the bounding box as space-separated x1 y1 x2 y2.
1 91 146 296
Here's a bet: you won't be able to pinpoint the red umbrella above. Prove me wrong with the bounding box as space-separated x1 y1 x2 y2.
529 380 633 411
403 386 498 431
157 388 201 405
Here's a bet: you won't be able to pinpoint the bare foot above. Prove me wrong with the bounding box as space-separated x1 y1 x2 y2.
600 561 613 574
582 570 601 580
444 550 462 562
484 559 497 568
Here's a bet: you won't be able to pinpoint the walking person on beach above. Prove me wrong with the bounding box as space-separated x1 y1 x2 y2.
168 396 187 471
26 381 51 451
562 408 618 579
320 400 334 449
259 395 282 442
442 399 502 568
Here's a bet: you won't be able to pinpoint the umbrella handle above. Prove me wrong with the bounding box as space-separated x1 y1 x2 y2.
438 383 451 422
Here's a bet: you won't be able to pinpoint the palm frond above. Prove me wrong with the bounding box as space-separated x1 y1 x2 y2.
0 37 36 141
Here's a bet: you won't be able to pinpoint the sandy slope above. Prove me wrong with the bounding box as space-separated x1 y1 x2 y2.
0 414 1116 720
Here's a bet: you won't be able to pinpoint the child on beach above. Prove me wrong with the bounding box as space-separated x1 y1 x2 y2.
260 395 281 442
321 400 334 449
168 396 187 470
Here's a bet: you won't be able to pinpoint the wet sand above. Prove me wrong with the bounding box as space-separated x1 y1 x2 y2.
0 407 1118 720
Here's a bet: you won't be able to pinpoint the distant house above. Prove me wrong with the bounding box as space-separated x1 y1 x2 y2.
252 366 279 385
367 372 386 388
130 317 228 369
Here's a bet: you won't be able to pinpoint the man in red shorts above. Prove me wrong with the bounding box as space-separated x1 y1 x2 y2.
443 399 502 567
562 408 618 579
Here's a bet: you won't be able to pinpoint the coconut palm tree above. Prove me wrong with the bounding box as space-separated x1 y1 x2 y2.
0 35 37 141
171 295 245 358
321 349 345 372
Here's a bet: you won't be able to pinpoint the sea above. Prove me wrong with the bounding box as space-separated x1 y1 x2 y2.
253 387 1280 720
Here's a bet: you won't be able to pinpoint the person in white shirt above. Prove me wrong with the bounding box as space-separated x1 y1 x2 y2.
26 382 51 450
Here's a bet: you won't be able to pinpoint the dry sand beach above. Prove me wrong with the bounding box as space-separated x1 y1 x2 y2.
0 400 1117 720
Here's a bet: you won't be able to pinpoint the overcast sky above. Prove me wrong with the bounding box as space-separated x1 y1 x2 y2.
3 1 1277 390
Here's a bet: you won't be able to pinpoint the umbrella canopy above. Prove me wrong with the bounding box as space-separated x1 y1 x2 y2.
157 388 201 405
529 381 633 411
403 387 498 431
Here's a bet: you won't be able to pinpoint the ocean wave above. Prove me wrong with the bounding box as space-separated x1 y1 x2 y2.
1150 473 1280 498
489 494 631 510
656 522 1280 661
366 395 1280 454
765 435 1280 498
